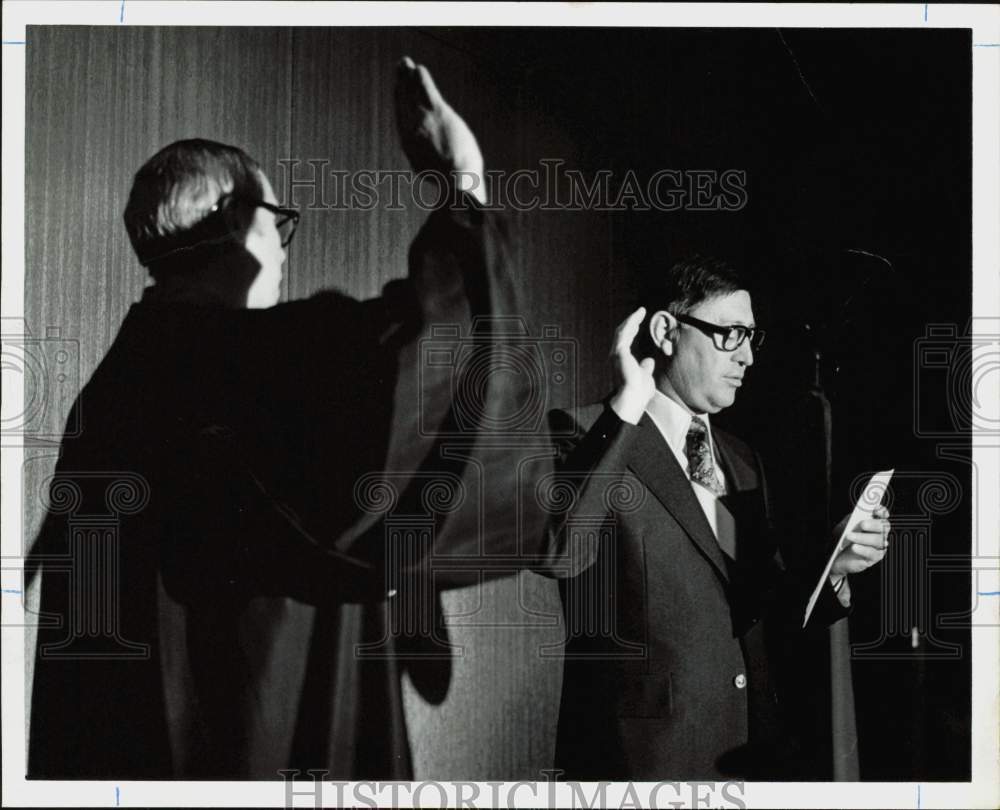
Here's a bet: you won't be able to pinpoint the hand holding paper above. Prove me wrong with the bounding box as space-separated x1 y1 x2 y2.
803 469 894 627
830 503 891 577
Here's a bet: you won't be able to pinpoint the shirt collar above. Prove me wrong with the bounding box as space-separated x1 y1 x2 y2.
645 389 713 460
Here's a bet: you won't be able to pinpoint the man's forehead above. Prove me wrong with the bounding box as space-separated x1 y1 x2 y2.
690 290 755 323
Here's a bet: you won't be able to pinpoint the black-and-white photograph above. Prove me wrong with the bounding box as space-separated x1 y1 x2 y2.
2 3 997 808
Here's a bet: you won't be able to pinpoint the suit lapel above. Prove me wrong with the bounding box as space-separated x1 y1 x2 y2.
713 431 755 493
627 414 730 584
713 431 770 564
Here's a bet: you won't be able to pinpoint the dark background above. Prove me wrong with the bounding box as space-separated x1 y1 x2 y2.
25 26 972 779
489 27 973 780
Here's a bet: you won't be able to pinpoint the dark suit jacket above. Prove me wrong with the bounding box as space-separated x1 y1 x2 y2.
541 403 848 780
27 201 521 779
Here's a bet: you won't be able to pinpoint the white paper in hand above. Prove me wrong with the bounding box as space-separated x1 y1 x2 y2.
802 469 894 628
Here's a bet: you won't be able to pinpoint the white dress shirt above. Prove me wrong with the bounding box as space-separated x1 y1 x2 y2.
645 391 739 559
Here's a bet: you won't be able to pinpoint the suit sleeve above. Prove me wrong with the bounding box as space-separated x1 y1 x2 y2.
534 404 640 579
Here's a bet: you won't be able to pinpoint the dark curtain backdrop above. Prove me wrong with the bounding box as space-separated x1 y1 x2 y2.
24 26 971 780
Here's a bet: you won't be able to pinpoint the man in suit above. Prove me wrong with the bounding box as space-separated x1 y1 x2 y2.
27 57 519 779
543 256 890 780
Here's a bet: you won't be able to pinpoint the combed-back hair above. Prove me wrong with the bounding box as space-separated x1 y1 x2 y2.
123 139 263 276
646 254 747 316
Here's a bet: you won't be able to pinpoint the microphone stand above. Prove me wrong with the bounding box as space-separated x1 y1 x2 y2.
803 326 860 781
788 248 890 779
804 323 860 782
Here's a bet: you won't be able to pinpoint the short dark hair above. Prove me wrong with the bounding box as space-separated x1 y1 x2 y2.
635 255 749 359
123 139 263 276
646 254 746 316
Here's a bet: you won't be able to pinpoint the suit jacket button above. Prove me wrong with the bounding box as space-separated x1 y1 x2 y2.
733 673 747 689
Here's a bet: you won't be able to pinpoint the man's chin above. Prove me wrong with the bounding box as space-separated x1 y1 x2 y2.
707 392 737 413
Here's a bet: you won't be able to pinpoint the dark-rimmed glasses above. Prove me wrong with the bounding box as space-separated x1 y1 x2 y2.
674 312 766 352
209 196 301 248
143 196 301 266
249 199 301 247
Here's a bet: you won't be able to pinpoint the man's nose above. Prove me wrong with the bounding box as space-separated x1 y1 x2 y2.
735 340 754 367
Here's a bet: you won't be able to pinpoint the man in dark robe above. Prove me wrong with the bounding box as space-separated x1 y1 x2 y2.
27 57 522 779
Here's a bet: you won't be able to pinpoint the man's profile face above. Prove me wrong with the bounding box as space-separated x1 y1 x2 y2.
245 172 285 309
662 290 755 414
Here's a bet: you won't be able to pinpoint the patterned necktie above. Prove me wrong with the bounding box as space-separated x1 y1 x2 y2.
685 416 725 497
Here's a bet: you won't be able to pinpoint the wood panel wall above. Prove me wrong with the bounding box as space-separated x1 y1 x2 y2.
24 26 618 779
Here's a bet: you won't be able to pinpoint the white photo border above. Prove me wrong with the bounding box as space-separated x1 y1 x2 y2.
2 2 998 808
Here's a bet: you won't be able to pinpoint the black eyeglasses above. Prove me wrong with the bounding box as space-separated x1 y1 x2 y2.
674 312 766 352
248 199 301 247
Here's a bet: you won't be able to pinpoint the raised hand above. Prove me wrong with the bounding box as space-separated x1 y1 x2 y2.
394 56 485 203
609 307 657 424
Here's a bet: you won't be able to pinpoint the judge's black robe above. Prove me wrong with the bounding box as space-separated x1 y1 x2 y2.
27 201 527 779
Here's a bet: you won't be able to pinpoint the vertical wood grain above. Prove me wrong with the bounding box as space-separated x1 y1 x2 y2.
23 25 294 749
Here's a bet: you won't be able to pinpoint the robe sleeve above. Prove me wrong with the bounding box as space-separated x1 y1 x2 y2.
167 196 523 604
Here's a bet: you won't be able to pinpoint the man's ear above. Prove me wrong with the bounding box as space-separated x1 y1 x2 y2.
216 195 255 245
649 310 677 357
